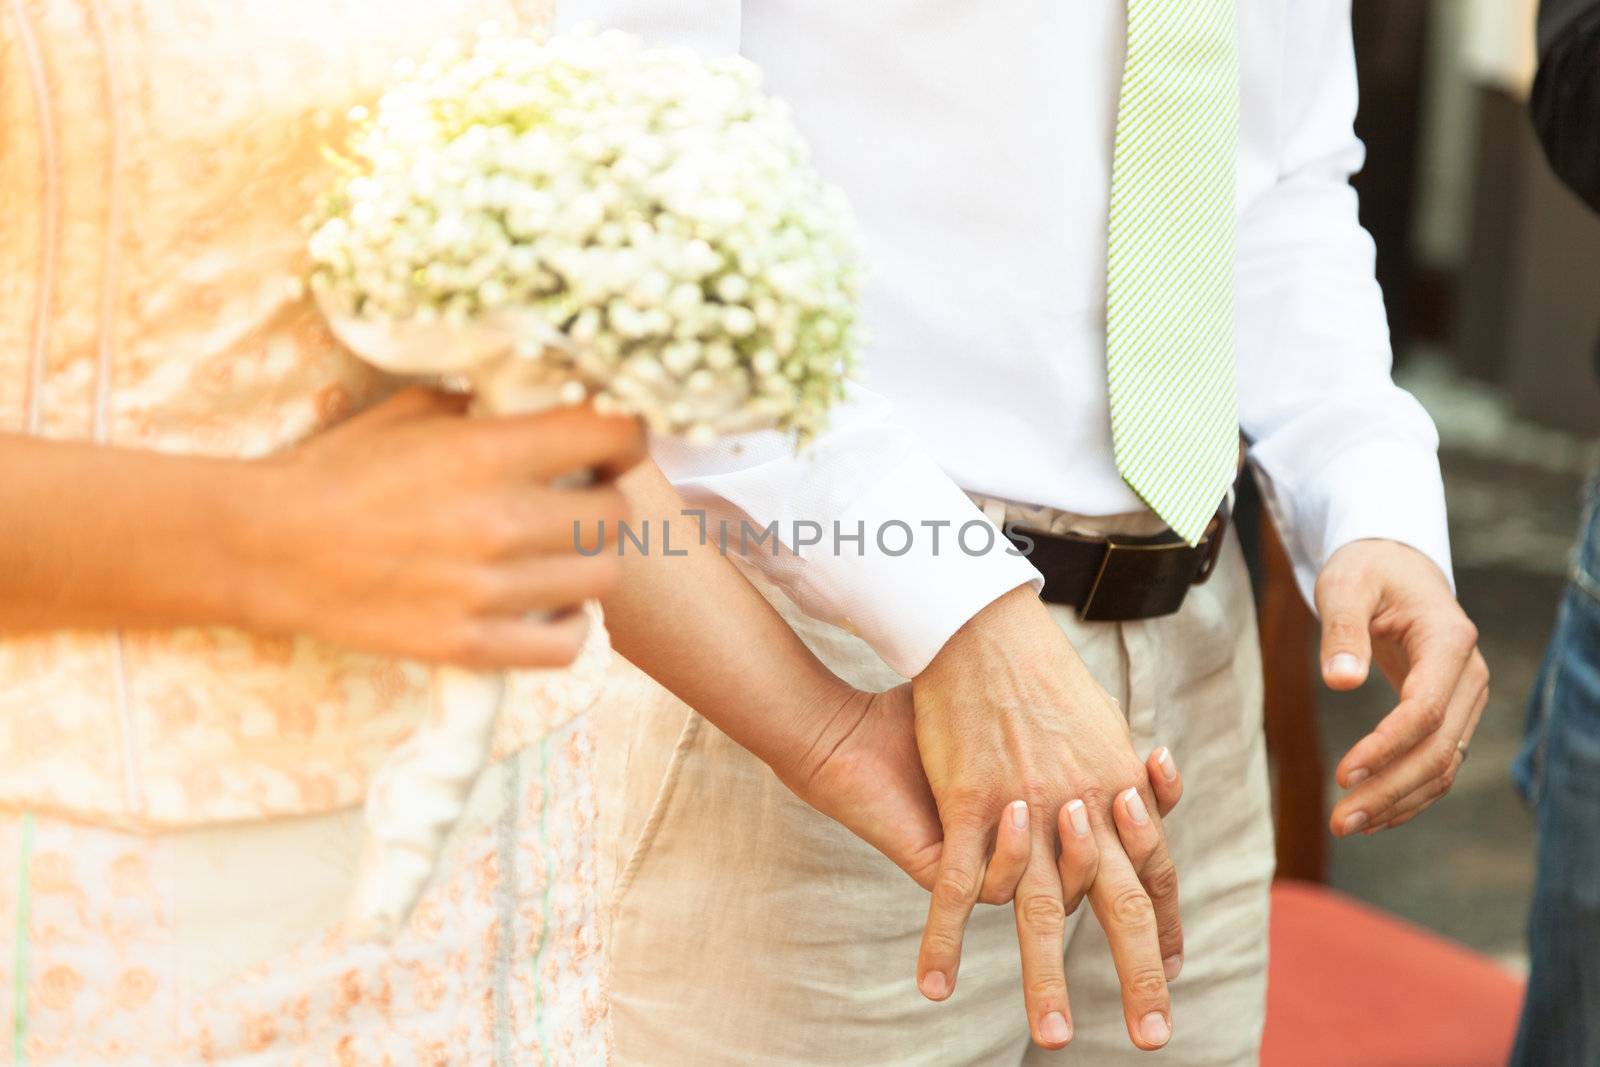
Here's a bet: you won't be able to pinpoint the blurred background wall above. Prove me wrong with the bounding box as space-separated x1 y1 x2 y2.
1356 0 1598 433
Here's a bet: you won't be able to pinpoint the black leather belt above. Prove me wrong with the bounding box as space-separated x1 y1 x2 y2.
1003 507 1230 622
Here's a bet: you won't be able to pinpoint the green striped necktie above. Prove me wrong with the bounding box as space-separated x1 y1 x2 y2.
1105 0 1241 544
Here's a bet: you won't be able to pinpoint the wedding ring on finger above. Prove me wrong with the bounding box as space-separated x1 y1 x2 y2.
1455 739 1470 765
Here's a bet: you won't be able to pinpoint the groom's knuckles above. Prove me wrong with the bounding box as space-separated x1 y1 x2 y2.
919 929 962 969
1074 782 1114 819
940 784 1004 823
1126 966 1170 1006
1018 889 1068 936
1024 965 1069 1007
1354 742 1457 826
1078 765 1145 819
921 848 984 970
930 864 980 915
1344 712 1424 777
1012 870 1071 1036
1356 646 1478 780
1100 907 1171 1049
1378 779 1451 829
1103 878 1157 935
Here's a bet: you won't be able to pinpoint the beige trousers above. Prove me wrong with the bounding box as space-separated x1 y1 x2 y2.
595 522 1274 1067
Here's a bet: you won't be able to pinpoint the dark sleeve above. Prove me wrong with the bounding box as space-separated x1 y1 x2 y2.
1532 0 1600 214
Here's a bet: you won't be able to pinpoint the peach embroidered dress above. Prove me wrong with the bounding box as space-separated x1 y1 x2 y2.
0 1 613 1062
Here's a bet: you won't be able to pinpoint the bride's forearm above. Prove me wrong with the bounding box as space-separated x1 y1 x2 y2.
601 461 853 781
0 434 267 632
0 394 646 668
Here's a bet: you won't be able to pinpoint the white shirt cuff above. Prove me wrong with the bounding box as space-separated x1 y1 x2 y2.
1268 440 1455 610
783 450 1043 678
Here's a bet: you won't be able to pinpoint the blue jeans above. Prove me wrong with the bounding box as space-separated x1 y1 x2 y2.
1511 477 1600 1067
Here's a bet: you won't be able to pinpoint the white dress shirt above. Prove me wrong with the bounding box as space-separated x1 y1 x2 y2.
556 0 1453 677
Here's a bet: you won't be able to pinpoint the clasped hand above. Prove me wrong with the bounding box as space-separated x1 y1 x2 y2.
786 585 1185 1054
911 586 1185 1052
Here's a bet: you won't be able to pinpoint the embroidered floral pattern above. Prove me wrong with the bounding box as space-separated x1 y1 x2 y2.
2 720 608 1065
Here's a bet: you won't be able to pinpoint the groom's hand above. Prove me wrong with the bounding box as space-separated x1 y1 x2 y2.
911 585 1180 1053
1315 539 1488 837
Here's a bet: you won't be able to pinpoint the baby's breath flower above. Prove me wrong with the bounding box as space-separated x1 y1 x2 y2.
309 24 861 440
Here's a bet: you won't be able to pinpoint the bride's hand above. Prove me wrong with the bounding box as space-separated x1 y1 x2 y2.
779 683 951 889
245 386 645 667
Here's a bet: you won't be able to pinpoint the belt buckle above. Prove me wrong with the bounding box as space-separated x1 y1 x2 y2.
1193 505 1231 587
1079 502 1230 621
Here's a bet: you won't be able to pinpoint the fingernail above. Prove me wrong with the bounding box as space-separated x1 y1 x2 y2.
1346 768 1370 787
1164 954 1183 980
1122 788 1149 826
1040 1011 1071 1045
1066 799 1091 838
1156 747 1178 782
1327 653 1364 678
1140 1012 1172 1047
1010 800 1029 830
920 971 948 1000
1343 811 1369 835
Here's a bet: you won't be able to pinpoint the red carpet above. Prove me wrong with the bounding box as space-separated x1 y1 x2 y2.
1261 881 1524 1067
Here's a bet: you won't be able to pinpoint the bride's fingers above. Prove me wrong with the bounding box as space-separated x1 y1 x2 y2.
979 800 1032 905
1057 800 1099 918
442 610 591 669
1146 747 1182 817
472 554 623 615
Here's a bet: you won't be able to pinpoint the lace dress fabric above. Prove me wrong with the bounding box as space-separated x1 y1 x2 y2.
0 0 580 829
0 3 614 1062
0 721 610 1065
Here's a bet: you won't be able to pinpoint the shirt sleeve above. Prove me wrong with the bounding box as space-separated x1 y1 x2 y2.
652 385 1043 679
1235 0 1454 608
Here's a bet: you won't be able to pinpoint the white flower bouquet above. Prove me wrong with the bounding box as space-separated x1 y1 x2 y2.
308 25 862 940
